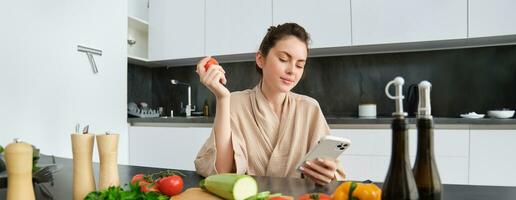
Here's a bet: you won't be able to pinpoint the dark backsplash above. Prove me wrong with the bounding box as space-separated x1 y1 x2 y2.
128 45 516 117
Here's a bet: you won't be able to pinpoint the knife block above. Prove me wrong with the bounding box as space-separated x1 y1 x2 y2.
71 133 96 200
96 134 120 189
5 141 35 200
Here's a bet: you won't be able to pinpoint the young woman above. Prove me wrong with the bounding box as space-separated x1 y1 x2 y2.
194 23 345 185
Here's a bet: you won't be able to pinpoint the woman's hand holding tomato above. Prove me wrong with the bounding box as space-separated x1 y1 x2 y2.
196 56 230 99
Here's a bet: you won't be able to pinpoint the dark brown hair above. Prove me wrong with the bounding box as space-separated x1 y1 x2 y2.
256 23 310 75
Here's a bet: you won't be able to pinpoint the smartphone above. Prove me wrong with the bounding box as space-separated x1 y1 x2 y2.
296 135 351 172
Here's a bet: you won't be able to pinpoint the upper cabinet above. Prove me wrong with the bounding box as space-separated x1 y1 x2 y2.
273 0 352 49
145 0 515 65
351 0 468 45
205 0 272 56
469 0 516 38
149 0 204 61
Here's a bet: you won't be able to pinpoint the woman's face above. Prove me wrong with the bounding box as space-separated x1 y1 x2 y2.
257 36 308 93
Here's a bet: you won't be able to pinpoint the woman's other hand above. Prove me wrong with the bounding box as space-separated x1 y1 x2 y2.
196 56 230 99
300 158 337 185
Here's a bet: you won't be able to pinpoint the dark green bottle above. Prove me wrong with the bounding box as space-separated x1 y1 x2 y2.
413 81 442 200
382 117 419 200
383 76 419 200
413 119 442 200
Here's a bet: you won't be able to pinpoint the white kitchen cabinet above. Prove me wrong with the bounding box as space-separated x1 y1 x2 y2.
129 126 212 170
330 129 415 156
149 0 204 60
470 129 516 186
272 0 352 48
468 0 516 38
332 128 469 184
351 0 467 45
331 129 407 182
411 129 470 185
205 0 272 56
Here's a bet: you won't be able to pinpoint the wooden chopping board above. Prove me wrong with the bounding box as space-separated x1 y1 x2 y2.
172 188 223 200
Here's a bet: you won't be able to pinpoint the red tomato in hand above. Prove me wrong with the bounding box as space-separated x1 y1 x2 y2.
204 58 219 71
298 193 331 200
158 175 184 196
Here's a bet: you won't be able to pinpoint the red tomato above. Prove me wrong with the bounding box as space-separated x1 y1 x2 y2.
131 173 145 184
204 58 219 71
298 193 332 200
158 175 184 196
140 181 159 193
132 173 159 193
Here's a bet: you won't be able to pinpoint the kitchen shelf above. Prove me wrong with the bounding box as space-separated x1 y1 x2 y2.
128 55 159 67
128 16 148 32
128 15 151 66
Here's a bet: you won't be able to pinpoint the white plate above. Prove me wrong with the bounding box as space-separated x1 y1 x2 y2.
460 112 485 119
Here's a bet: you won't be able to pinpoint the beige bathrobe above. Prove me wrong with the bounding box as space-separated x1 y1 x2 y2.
194 84 345 180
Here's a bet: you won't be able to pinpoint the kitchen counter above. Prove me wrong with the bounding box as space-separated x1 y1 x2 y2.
2 155 516 199
128 116 516 129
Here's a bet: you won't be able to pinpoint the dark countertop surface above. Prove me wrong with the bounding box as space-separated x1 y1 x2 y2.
3 155 516 199
128 116 516 125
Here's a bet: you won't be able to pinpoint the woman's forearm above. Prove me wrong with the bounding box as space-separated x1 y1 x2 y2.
213 96 234 173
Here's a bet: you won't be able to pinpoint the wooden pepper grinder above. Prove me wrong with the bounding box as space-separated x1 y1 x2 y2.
5 139 36 200
71 131 96 200
96 133 120 189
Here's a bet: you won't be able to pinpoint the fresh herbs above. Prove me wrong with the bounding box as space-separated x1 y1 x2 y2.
0 145 4 154
84 183 169 200
86 170 185 200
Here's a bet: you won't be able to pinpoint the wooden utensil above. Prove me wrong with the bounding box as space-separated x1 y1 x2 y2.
5 140 35 200
96 133 120 189
71 133 96 200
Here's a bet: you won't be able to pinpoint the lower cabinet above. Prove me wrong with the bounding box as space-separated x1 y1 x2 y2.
469 129 516 186
128 125 515 186
331 129 470 184
129 126 212 170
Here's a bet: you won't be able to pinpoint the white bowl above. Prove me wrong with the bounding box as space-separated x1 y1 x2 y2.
487 110 515 119
358 104 377 118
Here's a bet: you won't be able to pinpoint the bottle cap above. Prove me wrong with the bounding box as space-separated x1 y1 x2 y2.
417 80 432 119
385 76 407 117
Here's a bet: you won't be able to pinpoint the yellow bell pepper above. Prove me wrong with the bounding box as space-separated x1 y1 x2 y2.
332 181 382 200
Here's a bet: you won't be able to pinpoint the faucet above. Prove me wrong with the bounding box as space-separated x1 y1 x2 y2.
171 79 194 117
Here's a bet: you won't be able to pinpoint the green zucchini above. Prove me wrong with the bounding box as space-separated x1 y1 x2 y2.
200 173 258 200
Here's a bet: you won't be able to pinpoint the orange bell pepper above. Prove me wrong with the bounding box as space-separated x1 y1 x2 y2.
332 181 382 200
